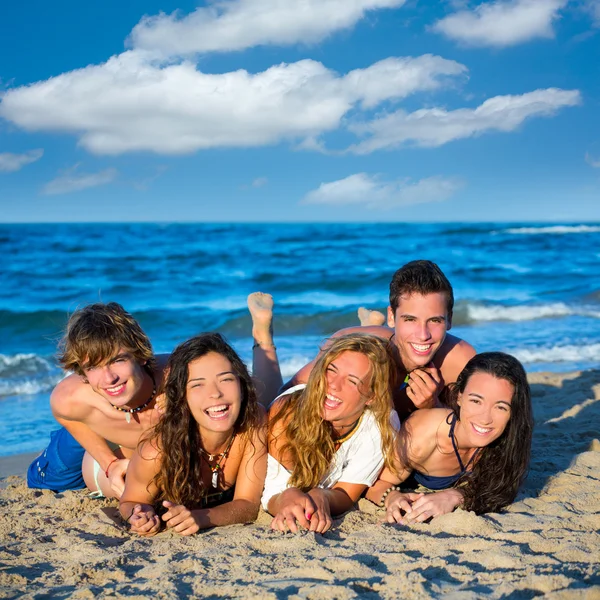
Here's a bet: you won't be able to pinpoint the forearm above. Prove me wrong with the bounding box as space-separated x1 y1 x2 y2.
365 478 401 506
56 417 121 472
309 488 354 516
192 499 260 528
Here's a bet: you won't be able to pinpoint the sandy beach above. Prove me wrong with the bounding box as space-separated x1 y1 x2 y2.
1 369 599 599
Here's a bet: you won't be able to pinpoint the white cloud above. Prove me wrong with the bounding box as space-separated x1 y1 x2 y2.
585 152 600 168
583 0 600 25
129 0 405 57
431 0 568 48
303 173 463 208
0 51 465 155
42 165 118 195
0 148 43 173
252 177 268 187
347 88 581 153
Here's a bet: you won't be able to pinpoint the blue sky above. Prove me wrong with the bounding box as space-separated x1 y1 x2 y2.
0 0 599 222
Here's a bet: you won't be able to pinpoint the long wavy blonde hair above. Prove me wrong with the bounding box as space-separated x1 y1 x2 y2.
270 333 398 490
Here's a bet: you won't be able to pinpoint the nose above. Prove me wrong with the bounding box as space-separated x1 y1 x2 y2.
478 405 493 425
208 382 223 399
100 365 119 385
416 321 432 341
327 371 342 392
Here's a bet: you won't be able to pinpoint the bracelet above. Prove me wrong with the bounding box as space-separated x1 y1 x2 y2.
252 342 277 350
380 485 401 507
105 458 119 479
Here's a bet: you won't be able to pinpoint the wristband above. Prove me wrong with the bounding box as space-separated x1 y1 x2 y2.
380 485 401 507
252 342 277 350
105 458 119 479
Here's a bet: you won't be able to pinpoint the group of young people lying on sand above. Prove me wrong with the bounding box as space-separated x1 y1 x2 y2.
27 260 533 536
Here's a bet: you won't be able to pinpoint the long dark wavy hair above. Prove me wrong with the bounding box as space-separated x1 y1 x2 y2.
270 334 398 490
448 352 533 514
146 333 262 506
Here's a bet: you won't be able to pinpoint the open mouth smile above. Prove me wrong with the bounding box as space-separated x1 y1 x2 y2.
471 423 494 435
409 343 433 355
324 394 342 410
205 404 231 420
105 383 126 397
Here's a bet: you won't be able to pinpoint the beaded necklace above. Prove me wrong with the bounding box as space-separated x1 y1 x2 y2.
109 372 156 423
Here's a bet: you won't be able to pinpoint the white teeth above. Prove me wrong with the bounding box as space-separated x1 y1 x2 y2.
410 343 432 352
326 394 342 404
106 383 125 393
473 424 492 434
206 404 228 414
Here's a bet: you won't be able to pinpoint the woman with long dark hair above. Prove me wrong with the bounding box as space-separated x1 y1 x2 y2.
119 333 266 536
249 293 400 534
368 352 533 521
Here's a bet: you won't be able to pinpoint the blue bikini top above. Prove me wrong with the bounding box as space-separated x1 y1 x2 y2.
409 413 479 491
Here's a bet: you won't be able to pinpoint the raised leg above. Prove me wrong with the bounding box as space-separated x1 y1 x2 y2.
248 292 283 408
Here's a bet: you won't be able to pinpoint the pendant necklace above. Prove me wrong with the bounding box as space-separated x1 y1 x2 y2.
333 414 363 445
200 434 236 488
109 372 156 423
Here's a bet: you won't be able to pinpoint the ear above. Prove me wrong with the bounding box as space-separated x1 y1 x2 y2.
387 306 395 328
457 393 462 407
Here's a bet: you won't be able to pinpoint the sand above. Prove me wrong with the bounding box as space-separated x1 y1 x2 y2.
1 370 599 599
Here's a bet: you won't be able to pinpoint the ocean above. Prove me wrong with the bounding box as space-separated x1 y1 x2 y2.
1 222 599 457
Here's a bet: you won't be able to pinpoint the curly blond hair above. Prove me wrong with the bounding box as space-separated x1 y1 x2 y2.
271 333 398 490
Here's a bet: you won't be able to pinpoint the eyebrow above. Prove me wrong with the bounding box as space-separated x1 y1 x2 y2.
328 362 365 383
399 313 446 320
468 392 512 406
188 371 236 383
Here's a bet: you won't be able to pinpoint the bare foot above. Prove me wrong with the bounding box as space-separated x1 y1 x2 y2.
248 292 275 347
358 307 386 327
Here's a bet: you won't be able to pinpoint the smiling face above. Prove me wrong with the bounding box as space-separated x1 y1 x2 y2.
322 350 373 432
185 351 242 435
457 372 513 448
387 292 450 372
83 348 149 408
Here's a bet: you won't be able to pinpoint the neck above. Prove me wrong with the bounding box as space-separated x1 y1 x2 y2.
125 368 155 411
332 415 361 439
199 428 235 454
451 417 472 451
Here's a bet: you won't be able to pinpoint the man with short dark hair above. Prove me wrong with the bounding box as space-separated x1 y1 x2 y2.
283 260 475 419
27 302 168 498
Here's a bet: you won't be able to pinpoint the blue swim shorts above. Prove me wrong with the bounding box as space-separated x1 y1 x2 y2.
27 427 86 492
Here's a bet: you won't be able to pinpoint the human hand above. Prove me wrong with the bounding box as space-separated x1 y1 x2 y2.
128 504 161 537
400 489 464 524
406 365 442 409
270 488 317 533
385 491 424 523
161 501 204 535
107 458 130 499
306 488 333 533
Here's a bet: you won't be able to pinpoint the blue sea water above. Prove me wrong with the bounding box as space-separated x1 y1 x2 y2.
1 222 599 457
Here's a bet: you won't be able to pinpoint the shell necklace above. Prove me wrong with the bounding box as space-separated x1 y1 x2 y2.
200 434 236 488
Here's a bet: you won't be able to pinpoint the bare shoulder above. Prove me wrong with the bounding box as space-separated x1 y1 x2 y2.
332 325 393 339
50 374 95 420
138 437 161 462
402 408 450 458
434 334 476 384
404 407 449 434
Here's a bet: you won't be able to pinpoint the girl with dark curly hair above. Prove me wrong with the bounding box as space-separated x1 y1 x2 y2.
367 352 533 521
119 333 266 536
